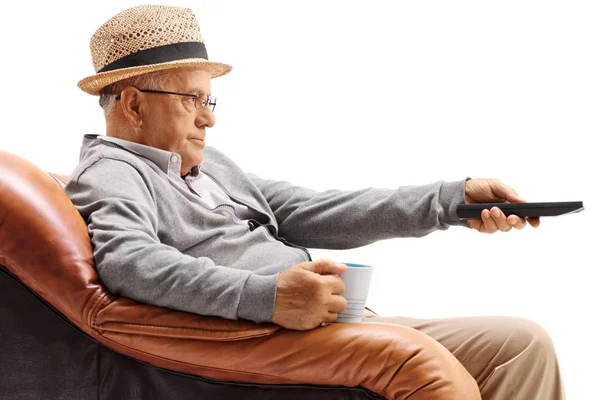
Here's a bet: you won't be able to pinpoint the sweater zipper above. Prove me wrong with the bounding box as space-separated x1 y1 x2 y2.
202 170 312 262
247 219 312 261
201 171 264 214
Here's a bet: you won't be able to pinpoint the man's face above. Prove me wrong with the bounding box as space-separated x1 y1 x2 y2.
137 68 215 175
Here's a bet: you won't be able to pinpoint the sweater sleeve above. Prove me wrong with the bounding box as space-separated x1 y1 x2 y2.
65 158 276 323
247 173 469 249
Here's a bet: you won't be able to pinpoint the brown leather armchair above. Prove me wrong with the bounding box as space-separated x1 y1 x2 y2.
0 151 480 400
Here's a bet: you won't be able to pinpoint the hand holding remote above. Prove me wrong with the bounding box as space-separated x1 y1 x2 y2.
463 178 540 233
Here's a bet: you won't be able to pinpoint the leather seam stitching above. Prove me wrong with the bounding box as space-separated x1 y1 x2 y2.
88 292 109 326
94 321 278 334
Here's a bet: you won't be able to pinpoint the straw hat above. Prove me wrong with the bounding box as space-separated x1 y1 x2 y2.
77 5 231 95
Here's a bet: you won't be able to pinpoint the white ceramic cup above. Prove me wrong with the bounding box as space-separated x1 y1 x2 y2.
335 263 374 323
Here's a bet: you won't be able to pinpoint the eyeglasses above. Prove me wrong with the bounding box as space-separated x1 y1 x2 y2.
115 88 217 112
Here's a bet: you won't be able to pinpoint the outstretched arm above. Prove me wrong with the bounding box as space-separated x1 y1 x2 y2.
248 173 469 249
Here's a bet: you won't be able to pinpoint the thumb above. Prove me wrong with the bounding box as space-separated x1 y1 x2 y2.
505 191 526 203
490 180 525 203
303 259 348 275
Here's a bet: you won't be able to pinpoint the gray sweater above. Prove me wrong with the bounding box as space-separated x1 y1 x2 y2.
65 134 468 323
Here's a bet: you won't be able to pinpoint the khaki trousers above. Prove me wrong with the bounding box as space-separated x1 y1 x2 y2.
363 309 565 400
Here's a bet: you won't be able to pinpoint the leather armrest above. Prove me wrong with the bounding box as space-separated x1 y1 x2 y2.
94 298 279 340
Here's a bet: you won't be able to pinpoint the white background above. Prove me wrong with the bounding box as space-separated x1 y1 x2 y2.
1 1 598 397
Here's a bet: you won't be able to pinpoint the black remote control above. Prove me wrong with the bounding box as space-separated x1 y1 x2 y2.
456 201 584 219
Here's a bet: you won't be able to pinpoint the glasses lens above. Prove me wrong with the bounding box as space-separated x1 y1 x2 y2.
196 93 208 110
194 93 216 112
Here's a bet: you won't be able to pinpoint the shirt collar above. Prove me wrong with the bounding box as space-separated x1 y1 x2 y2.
99 136 203 177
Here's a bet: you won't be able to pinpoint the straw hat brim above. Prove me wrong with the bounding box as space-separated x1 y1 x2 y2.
77 58 232 95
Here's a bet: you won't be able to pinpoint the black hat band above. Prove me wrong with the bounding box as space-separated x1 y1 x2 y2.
98 42 208 73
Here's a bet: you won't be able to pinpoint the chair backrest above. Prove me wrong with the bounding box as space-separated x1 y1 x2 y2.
0 152 100 335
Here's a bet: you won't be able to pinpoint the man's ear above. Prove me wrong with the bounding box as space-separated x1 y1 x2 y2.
119 87 143 128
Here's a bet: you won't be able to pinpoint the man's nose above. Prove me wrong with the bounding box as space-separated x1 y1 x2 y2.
197 108 216 128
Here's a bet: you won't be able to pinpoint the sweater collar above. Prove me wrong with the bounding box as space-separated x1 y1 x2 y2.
98 135 203 177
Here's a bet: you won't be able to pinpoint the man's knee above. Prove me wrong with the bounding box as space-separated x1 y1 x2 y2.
383 326 482 399
503 317 559 367
488 317 558 364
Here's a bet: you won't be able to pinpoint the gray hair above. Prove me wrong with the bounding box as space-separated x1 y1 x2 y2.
99 70 170 115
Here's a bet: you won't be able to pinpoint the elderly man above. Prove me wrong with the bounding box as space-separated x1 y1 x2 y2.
66 5 564 400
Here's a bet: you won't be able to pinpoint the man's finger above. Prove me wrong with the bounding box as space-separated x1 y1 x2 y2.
321 274 345 295
508 215 527 230
324 312 339 324
305 259 348 275
467 219 483 231
491 207 512 232
490 180 522 203
481 209 499 233
506 192 526 203
328 295 348 313
527 217 541 228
